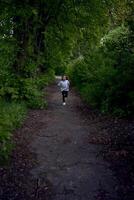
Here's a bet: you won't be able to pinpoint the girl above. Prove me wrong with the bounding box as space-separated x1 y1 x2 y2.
58 75 70 105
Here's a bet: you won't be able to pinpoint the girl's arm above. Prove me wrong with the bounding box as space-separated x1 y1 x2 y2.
58 81 61 87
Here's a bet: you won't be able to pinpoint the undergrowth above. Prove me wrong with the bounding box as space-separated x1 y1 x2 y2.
0 70 55 164
0 101 27 164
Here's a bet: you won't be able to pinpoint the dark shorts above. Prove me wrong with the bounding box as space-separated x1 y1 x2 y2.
62 91 68 97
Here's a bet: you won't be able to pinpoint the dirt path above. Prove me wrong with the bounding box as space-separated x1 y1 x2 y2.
0 78 119 200
29 78 117 200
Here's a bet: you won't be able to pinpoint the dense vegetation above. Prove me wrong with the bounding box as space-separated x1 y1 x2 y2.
0 0 134 162
67 1 134 116
68 25 134 116
0 0 56 162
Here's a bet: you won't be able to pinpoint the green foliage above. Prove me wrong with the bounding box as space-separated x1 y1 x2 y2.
35 69 55 89
68 26 134 116
0 0 133 164
20 78 46 109
0 101 27 163
20 70 55 108
0 67 55 108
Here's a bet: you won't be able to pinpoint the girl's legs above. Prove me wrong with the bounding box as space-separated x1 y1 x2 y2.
62 91 68 104
62 91 65 103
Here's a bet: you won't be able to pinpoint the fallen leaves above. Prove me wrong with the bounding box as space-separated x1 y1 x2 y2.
88 135 112 145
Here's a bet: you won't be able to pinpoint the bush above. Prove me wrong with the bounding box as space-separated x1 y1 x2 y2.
68 26 134 116
0 101 27 163
0 69 55 109
22 69 55 108
35 69 55 89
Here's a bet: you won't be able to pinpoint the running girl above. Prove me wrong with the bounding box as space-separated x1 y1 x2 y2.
58 75 70 105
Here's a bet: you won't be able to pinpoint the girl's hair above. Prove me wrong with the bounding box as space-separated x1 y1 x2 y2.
61 75 69 80
61 75 64 80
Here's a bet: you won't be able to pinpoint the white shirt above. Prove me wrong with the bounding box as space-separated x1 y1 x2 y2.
58 80 70 91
